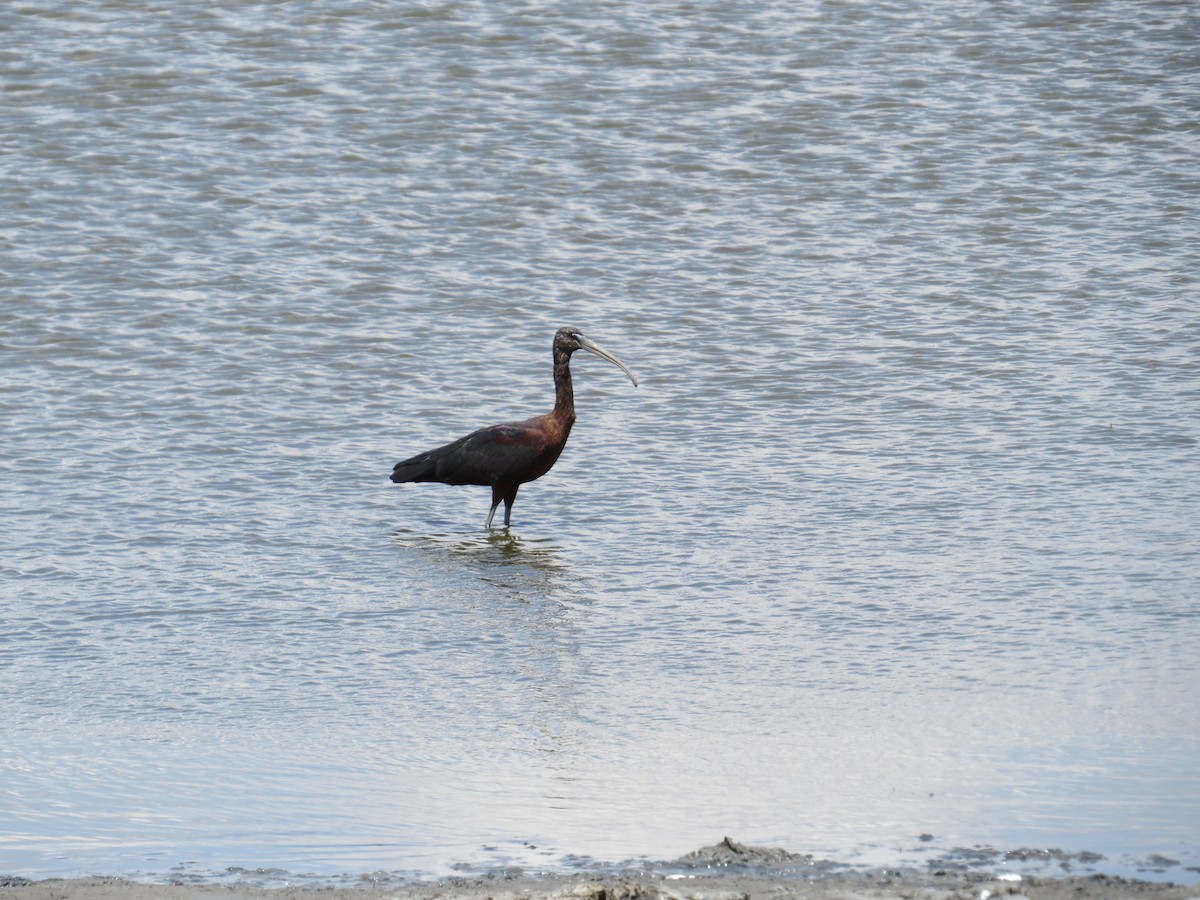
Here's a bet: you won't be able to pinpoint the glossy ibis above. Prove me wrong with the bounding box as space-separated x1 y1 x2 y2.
390 327 638 529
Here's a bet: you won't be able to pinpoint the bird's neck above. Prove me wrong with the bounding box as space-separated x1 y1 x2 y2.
552 349 577 423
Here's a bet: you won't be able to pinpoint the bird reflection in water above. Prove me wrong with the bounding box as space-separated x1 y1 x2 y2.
388 527 588 762
389 527 574 604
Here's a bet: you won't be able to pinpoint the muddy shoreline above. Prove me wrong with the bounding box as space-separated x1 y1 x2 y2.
4 870 1198 900
4 840 1197 900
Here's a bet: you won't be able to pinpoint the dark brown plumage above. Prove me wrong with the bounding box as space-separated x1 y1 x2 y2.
390 327 638 528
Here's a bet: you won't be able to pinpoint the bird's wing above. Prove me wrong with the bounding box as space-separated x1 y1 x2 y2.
392 422 547 486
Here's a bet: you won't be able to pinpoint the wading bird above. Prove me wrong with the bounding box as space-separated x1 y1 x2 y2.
390 327 638 529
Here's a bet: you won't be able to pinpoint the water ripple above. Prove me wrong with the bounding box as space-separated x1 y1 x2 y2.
2 0 1197 882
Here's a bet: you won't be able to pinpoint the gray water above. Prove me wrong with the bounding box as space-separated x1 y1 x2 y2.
2 0 1198 885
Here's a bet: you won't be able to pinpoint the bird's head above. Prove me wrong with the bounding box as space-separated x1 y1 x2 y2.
555 327 639 387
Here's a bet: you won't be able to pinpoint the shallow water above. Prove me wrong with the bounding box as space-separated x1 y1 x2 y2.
2 0 1199 885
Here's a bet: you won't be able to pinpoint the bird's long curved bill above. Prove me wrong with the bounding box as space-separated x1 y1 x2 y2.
577 336 639 387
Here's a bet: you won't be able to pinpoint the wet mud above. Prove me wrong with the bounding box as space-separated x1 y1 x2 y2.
4 840 1197 900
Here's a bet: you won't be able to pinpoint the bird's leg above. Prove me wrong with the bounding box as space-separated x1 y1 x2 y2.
485 485 505 529
502 485 519 528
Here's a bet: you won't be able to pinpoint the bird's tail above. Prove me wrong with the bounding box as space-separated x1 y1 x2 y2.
391 451 438 483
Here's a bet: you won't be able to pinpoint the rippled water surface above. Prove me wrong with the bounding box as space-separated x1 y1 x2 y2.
2 0 1198 884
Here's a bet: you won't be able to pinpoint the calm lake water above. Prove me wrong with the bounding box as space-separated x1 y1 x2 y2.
2 0 1198 885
